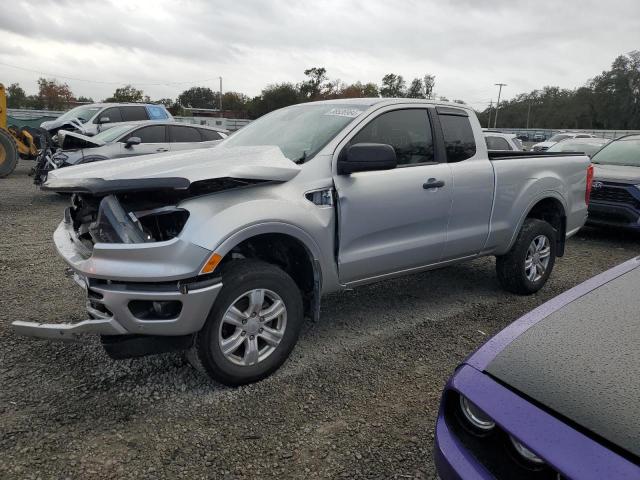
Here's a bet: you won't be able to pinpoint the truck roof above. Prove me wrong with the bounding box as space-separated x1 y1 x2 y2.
305 97 473 111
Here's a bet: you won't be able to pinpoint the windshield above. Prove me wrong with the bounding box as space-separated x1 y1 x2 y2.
591 138 640 166
547 140 608 157
221 103 367 162
57 105 102 123
548 134 573 142
92 124 134 143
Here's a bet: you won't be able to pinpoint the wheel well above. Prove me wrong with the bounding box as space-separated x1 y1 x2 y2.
222 233 319 319
526 197 567 256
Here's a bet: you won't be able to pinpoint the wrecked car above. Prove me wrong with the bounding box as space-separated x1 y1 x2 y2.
40 103 174 139
14 99 592 386
33 122 228 186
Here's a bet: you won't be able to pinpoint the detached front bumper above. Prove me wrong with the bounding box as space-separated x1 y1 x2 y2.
13 274 221 340
12 214 222 341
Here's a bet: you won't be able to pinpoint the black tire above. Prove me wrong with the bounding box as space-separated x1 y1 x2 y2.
0 129 19 178
189 259 303 386
496 218 557 295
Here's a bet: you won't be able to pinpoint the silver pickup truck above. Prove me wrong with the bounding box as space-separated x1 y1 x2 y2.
14 99 592 385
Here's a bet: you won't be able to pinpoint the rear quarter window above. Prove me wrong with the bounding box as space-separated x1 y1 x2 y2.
440 115 477 162
147 105 169 120
169 125 202 142
199 129 223 141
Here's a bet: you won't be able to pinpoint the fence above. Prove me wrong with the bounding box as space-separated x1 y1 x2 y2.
487 127 640 141
6 108 252 131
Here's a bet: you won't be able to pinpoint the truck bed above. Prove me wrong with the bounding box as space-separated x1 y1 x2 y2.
488 151 586 160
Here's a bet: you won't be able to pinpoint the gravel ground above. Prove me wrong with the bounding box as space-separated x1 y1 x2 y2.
1 162 639 479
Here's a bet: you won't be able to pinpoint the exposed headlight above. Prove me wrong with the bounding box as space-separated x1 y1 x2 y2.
52 152 68 167
510 435 545 465
459 395 495 431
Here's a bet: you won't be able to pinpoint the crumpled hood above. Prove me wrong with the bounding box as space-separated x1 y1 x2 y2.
42 145 302 194
40 118 64 130
593 164 640 184
58 130 105 150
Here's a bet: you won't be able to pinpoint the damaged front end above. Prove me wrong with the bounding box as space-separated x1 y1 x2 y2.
11 182 257 356
15 146 303 356
71 193 190 250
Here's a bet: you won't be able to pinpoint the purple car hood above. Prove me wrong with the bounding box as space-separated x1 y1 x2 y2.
466 256 640 459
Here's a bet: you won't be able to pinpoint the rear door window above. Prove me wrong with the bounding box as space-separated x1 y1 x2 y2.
349 109 435 166
121 106 149 122
439 114 477 162
169 125 202 142
485 136 512 151
125 125 167 143
96 107 122 123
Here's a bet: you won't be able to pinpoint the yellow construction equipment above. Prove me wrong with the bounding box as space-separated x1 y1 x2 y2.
0 83 39 178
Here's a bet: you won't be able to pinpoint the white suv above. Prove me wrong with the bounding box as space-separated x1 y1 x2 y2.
41 103 174 138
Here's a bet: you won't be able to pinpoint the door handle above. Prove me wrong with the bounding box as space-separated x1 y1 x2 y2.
423 178 445 189
156 148 169 152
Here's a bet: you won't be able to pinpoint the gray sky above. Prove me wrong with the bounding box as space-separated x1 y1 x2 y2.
1 0 639 110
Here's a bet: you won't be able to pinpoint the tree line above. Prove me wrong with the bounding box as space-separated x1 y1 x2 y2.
5 51 640 128
4 69 447 119
478 51 640 130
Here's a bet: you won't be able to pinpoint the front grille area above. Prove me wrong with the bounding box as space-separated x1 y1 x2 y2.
590 184 640 210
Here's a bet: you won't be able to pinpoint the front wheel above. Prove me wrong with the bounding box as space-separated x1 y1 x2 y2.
496 218 557 295
188 259 303 386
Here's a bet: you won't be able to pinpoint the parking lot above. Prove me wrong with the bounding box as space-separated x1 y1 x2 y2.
1 162 638 479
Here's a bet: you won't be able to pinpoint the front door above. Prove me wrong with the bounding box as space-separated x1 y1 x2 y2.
117 125 169 158
334 108 453 284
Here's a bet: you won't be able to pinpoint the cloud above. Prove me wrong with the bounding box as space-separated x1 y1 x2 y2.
1 0 639 108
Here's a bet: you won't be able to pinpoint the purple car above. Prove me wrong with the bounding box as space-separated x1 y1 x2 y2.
434 256 640 479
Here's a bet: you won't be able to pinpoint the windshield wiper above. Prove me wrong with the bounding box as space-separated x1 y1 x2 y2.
294 151 307 164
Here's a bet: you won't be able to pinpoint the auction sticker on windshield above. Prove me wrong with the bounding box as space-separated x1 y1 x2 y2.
324 108 364 118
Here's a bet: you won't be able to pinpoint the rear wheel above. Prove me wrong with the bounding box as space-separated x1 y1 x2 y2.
0 129 19 178
188 259 303 386
496 218 556 295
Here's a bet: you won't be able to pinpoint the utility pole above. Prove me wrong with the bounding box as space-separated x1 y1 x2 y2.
526 97 532 129
493 83 507 128
487 100 493 129
219 76 223 115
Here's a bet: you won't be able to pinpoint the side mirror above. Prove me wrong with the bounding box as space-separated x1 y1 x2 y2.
98 116 111 124
125 137 141 149
338 143 397 175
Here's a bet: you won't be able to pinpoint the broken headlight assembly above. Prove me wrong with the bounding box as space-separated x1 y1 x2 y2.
88 195 189 244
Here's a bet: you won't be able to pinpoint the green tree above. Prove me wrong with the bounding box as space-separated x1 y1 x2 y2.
155 98 174 107
222 91 249 111
37 78 74 110
247 83 301 118
107 84 144 103
334 81 379 99
299 67 328 100
76 96 94 103
6 83 27 108
177 86 217 109
406 78 425 98
380 74 406 97
423 75 436 99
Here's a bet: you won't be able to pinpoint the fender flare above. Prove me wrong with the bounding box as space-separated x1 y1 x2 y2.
506 190 568 254
213 221 325 321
